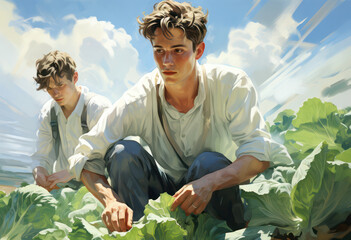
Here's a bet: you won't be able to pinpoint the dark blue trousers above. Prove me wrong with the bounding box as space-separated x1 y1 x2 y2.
105 140 245 230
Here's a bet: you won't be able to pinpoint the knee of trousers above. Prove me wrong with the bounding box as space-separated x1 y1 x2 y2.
185 151 231 182
105 140 145 178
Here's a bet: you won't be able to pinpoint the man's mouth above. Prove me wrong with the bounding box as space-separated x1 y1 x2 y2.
162 71 176 75
55 98 63 102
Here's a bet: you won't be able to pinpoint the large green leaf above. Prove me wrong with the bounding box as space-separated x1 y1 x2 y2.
224 225 276 240
308 160 351 229
0 190 10 209
335 148 351 163
0 185 57 240
192 213 232 240
241 181 299 233
292 98 338 128
290 143 327 230
33 222 71 240
283 98 345 161
252 166 296 184
67 218 108 240
335 111 351 150
144 192 195 235
104 214 187 240
285 113 343 154
51 186 104 225
269 109 295 135
323 161 351 225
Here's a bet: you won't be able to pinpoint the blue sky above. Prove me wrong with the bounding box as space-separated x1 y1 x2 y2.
0 0 351 179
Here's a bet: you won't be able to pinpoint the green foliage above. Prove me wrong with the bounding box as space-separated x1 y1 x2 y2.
225 225 276 240
238 98 351 238
1 97 350 239
0 185 57 240
105 193 230 240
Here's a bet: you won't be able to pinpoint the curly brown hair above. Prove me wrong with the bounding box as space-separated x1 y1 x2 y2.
138 0 208 51
34 50 76 91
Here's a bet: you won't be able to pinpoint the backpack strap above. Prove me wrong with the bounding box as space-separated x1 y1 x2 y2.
81 92 96 134
50 104 60 159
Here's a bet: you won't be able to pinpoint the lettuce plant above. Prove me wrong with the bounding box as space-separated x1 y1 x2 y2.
0 98 350 239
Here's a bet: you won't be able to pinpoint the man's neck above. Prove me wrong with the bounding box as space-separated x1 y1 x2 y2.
62 87 81 119
164 74 199 114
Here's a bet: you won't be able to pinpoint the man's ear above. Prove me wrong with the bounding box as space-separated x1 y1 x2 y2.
73 72 78 84
195 42 205 60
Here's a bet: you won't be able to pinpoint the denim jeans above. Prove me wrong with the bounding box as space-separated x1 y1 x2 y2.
105 140 245 230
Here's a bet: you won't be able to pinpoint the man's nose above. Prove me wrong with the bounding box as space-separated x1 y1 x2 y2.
52 88 60 95
162 52 174 65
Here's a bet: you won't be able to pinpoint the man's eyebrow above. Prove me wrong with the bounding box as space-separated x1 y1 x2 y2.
153 44 187 48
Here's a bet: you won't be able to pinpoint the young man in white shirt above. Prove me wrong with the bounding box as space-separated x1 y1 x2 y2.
31 50 111 192
48 0 292 232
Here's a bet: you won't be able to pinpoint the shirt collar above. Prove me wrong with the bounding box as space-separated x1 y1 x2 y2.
53 86 89 117
157 62 206 114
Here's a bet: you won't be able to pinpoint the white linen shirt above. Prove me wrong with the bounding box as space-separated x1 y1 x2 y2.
70 64 293 183
31 86 111 174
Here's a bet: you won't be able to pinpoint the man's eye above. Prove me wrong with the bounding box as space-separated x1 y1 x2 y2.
155 49 164 54
174 49 184 53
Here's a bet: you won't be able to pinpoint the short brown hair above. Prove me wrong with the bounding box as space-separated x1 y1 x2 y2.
34 50 76 91
138 0 208 50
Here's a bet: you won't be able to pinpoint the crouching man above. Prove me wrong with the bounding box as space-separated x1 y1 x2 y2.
31 50 111 191
48 0 292 232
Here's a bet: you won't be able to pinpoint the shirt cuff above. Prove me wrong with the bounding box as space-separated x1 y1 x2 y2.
69 153 89 181
236 137 293 166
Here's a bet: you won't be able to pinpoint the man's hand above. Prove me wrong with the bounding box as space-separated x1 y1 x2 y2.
47 169 74 189
80 169 134 232
171 177 214 216
33 166 50 190
102 201 133 232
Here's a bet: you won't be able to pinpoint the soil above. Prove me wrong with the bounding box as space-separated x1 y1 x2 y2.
0 185 16 195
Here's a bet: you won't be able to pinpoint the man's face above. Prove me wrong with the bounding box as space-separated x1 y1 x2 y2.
46 73 78 107
151 28 204 86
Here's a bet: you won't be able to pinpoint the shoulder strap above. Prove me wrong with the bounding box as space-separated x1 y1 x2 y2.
155 65 210 168
50 92 96 159
81 92 96 134
50 105 60 159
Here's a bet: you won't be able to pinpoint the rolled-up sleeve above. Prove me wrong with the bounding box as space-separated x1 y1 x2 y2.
226 73 292 166
69 94 146 181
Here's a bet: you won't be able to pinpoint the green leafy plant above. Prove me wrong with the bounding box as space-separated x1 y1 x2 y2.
1 97 350 239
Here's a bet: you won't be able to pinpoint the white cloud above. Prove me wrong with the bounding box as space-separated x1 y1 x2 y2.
203 0 350 120
26 16 45 23
0 0 141 107
204 1 303 88
63 14 77 22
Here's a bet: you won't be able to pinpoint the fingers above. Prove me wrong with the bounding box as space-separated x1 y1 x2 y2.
46 170 73 189
103 203 133 232
172 187 183 198
184 198 203 216
126 208 133 230
110 208 119 232
171 188 188 211
193 201 207 215
46 184 60 192
180 195 195 212
102 211 114 232
118 208 127 232
48 179 59 190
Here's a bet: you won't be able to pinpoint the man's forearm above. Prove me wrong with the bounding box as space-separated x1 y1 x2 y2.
81 169 122 207
205 155 270 192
